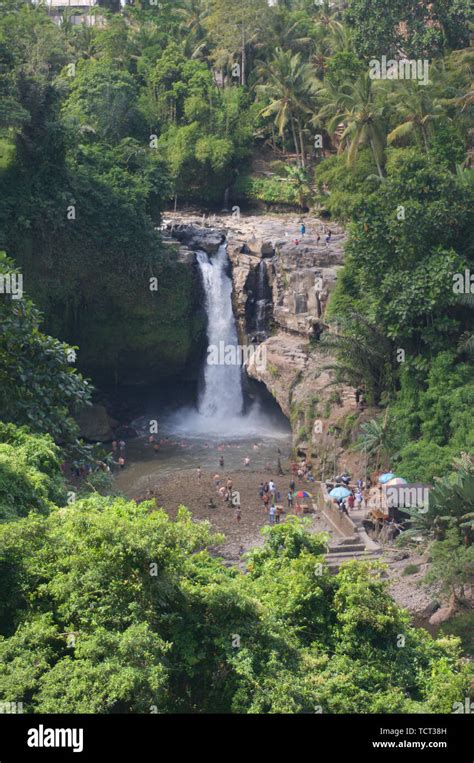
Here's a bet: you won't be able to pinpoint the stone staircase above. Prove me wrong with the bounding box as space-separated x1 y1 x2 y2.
314 481 382 571
326 534 381 571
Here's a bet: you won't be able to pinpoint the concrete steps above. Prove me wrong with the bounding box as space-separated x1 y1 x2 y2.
328 543 366 554
326 547 381 571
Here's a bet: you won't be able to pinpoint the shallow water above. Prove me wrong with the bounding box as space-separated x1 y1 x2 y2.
113 431 293 497
113 405 292 497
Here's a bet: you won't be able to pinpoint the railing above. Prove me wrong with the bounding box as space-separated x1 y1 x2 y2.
313 481 358 538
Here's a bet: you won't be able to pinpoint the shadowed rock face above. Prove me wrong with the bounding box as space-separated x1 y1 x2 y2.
74 403 118 442
167 223 226 255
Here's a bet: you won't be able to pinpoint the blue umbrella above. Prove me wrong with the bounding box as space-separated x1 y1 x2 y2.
329 486 351 499
378 472 396 484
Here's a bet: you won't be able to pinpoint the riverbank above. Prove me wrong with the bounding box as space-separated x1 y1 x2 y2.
115 464 329 564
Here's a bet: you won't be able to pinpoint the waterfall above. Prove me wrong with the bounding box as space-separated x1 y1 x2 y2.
163 242 288 438
255 259 267 335
196 245 244 420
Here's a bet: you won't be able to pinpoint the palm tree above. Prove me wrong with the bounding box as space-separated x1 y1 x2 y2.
309 25 334 80
256 48 318 166
284 164 313 207
319 310 396 405
266 5 314 53
403 458 474 551
71 24 97 61
315 73 387 178
175 0 210 59
313 0 344 36
354 413 398 472
387 83 445 153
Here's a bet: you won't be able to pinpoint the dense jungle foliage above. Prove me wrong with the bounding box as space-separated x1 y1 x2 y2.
0 0 472 713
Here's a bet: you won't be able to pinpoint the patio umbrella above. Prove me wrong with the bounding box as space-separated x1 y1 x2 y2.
329 486 351 499
378 472 396 484
385 477 407 486
293 490 313 499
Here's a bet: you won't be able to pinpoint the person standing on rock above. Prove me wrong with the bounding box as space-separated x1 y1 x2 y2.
300 222 306 236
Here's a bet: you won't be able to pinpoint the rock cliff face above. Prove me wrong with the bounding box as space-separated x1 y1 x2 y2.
167 212 370 475
226 222 344 340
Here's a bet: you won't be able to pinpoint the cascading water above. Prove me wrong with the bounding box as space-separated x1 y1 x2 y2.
160 240 290 439
196 246 244 419
255 259 267 335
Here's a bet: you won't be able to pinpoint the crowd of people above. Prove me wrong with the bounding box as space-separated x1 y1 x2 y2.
202 452 316 528
258 477 309 524
331 472 374 516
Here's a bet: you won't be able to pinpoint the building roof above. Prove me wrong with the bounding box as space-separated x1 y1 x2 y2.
44 0 97 8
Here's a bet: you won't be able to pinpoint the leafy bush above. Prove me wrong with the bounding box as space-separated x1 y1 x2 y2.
0 253 91 443
402 564 421 576
233 173 300 206
0 507 470 713
0 423 65 522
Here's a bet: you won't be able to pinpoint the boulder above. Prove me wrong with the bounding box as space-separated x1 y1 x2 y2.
170 225 225 255
428 603 455 626
75 404 118 442
261 241 275 257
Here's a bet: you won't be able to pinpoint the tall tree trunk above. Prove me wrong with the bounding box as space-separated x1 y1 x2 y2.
297 118 306 167
290 114 301 166
241 24 246 86
370 136 384 179
420 124 429 153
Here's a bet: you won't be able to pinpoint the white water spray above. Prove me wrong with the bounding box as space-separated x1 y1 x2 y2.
196 245 244 419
